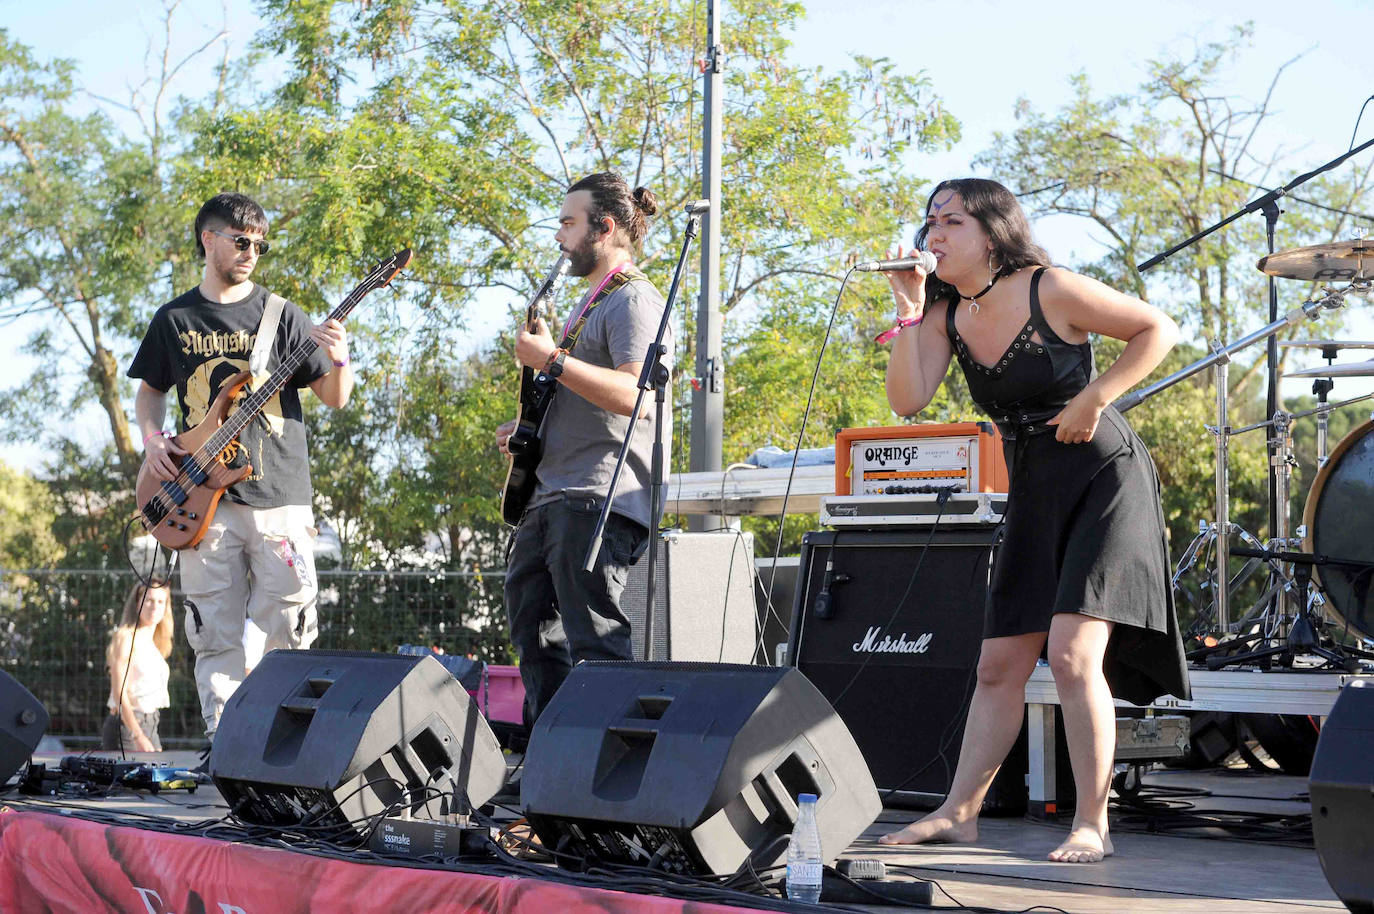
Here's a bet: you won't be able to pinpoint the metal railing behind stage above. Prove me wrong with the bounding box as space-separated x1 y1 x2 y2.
0 568 511 748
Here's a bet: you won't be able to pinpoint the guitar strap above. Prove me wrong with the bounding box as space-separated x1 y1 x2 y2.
557 266 644 353
249 293 288 388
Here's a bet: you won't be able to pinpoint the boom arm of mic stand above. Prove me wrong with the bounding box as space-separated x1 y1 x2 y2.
583 213 702 576
1137 134 1374 274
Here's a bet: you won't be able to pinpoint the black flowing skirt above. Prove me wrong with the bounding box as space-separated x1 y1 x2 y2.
987 407 1191 706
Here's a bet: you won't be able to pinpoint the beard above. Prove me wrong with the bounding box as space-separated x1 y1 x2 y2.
212 252 255 287
565 233 600 278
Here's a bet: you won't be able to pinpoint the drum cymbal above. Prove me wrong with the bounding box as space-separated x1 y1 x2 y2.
1279 339 1374 350
1258 240 1374 281
1285 359 1374 378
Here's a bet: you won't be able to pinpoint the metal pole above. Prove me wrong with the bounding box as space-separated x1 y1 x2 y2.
688 0 725 531
1212 343 1231 635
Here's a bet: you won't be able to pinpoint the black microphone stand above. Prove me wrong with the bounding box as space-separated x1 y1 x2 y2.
582 202 707 661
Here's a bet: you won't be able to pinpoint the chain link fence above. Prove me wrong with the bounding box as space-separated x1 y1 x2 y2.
0 568 512 748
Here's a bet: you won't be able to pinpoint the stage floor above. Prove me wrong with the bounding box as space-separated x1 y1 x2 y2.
1 749 1340 913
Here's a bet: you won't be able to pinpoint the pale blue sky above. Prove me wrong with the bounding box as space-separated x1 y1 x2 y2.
3 0 1373 470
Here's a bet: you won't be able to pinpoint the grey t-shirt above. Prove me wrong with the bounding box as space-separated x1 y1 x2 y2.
530 276 672 529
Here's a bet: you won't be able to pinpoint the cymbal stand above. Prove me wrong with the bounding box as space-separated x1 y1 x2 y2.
1312 376 1335 467
1202 544 1374 672
1117 284 1352 635
1174 519 1285 650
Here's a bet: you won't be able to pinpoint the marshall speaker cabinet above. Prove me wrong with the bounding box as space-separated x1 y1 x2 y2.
786 526 1035 810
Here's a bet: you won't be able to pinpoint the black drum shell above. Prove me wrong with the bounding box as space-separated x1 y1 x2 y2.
1303 419 1374 639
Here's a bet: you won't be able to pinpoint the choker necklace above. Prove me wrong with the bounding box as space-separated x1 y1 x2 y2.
961 253 1005 315
960 272 1002 315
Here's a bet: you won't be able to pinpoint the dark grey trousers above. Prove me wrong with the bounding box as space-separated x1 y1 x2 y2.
504 494 647 722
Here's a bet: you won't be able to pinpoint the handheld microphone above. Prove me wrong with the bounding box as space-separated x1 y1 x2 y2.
684 199 711 215
854 250 937 273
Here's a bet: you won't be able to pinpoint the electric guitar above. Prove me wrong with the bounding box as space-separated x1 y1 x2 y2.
135 248 414 549
500 254 571 526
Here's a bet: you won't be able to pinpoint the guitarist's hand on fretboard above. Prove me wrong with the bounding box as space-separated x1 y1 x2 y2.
143 433 189 482
515 317 557 370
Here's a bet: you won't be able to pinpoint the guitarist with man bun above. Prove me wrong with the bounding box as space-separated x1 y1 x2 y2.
128 192 352 741
496 172 670 726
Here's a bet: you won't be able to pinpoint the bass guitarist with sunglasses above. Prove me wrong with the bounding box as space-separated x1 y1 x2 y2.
495 172 669 729
127 192 353 743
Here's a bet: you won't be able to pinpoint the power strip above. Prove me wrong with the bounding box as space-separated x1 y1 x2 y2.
367 816 492 860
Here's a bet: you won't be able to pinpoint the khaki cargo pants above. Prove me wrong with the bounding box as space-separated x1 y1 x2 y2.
179 501 319 737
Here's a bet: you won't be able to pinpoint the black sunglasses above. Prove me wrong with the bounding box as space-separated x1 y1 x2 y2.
209 228 270 255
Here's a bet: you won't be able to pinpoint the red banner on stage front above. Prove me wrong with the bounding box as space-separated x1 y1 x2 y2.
0 808 766 914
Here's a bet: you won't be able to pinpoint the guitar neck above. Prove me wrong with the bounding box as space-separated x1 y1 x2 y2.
203 285 366 455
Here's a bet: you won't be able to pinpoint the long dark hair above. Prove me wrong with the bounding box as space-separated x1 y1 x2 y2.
914 178 1051 306
567 172 658 252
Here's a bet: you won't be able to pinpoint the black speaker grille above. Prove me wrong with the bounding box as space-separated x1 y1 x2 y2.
788 527 1012 805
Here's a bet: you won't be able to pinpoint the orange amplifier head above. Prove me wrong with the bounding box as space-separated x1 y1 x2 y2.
835 422 1008 496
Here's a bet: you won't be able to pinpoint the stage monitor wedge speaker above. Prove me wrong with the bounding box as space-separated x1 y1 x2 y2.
622 531 757 663
1310 679 1374 913
786 527 1043 810
522 661 880 876
0 671 48 786
210 650 506 837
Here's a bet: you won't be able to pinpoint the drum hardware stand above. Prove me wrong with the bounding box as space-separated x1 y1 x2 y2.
1175 520 1287 654
1201 544 1374 672
1117 284 1353 637
1137 135 1374 568
1312 377 1334 467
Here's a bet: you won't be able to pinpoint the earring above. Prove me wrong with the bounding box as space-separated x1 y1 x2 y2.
987 251 998 285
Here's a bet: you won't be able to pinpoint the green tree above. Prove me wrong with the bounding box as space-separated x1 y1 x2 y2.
206 0 959 565
976 28 1371 554
0 460 62 568
0 16 233 480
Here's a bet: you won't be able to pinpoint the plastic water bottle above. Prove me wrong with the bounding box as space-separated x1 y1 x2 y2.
785 792 823 903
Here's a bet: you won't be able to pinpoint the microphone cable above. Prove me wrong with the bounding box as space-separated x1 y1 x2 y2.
760 265 861 648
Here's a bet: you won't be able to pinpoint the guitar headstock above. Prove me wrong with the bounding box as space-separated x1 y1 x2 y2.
372 248 414 290
525 254 570 330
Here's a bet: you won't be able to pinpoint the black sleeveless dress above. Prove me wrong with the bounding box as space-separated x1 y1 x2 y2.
945 268 1191 705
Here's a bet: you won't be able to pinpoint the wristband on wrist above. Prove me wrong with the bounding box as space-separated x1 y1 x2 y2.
333 356 349 368
542 347 569 378
874 314 922 345
142 430 168 446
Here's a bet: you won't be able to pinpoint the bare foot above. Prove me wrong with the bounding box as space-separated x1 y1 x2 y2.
878 812 977 846
1047 826 1113 863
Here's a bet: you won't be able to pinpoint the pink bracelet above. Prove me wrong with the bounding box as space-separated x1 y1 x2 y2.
874 314 922 345
142 430 168 446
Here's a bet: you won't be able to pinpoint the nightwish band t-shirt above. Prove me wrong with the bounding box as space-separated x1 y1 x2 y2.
127 283 333 508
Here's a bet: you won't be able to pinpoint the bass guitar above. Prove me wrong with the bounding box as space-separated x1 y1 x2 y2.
135 248 414 549
500 254 571 526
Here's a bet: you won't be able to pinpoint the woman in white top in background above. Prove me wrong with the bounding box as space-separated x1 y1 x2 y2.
102 581 174 752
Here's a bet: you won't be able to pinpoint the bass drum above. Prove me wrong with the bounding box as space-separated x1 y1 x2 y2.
1302 419 1374 639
